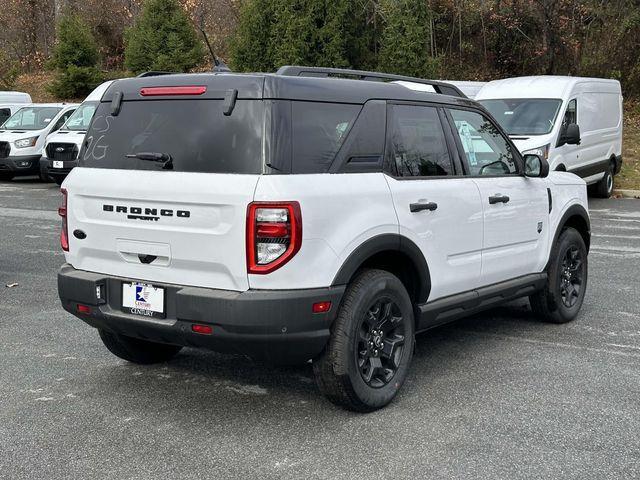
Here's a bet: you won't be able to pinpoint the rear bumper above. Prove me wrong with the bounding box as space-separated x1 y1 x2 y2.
58 264 344 364
0 155 42 175
40 157 77 178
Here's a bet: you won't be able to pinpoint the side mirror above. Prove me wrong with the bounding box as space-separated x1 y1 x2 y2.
559 123 581 146
523 154 549 178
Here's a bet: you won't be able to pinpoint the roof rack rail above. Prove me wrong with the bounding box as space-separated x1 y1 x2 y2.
276 66 466 98
136 71 177 78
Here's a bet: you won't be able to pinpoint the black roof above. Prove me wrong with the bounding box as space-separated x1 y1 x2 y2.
101 69 478 108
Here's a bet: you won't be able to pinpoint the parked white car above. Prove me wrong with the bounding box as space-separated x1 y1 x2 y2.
57 67 591 412
41 81 114 185
0 91 32 126
0 103 78 181
476 76 623 197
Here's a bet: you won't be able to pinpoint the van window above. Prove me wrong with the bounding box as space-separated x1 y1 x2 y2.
479 99 562 136
291 102 360 173
52 109 75 132
80 99 264 174
64 102 98 131
3 106 62 131
449 109 518 176
0 108 10 126
388 105 453 177
562 99 577 127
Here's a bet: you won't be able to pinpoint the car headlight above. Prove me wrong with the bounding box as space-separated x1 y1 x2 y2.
14 136 39 148
522 144 550 160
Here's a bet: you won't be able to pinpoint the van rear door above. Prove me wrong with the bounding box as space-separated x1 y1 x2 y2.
63 85 265 292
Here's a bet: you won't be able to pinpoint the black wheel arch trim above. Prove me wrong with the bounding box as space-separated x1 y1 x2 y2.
547 204 591 269
331 234 431 304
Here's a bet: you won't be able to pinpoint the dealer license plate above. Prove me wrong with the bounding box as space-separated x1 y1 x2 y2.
53 161 64 169
122 282 165 318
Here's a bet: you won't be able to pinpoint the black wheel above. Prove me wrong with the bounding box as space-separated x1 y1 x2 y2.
0 172 14 181
313 269 415 412
593 162 614 198
98 329 182 364
53 176 64 186
530 227 588 323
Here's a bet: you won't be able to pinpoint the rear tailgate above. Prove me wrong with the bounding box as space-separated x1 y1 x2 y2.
64 168 258 291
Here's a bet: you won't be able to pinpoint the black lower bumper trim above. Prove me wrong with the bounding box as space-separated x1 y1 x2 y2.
0 155 42 175
40 157 77 177
58 264 345 364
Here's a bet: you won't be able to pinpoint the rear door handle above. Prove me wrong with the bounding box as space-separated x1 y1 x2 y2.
488 194 510 204
410 201 438 213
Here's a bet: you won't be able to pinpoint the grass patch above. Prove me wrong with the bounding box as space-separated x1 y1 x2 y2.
619 99 640 191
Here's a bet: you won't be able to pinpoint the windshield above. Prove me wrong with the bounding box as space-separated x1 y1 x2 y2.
479 99 562 136
80 99 264 174
2 106 62 131
62 102 98 131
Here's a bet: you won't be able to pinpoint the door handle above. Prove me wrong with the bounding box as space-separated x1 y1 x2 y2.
488 194 510 204
410 201 438 213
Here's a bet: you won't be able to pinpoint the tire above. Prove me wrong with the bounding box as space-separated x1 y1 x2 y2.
53 176 64 186
313 269 415 412
593 162 614 198
0 172 14 181
530 227 588 323
98 329 182 364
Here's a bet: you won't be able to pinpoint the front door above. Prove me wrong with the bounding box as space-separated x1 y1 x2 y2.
383 103 484 302
447 108 550 286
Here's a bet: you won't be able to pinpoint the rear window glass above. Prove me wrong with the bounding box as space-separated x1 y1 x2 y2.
291 102 360 173
80 99 264 174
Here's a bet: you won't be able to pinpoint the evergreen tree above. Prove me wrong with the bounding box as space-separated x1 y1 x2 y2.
377 0 440 79
124 0 205 74
230 0 372 72
48 13 102 98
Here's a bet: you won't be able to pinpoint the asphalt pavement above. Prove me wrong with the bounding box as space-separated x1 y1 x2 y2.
1 178 639 479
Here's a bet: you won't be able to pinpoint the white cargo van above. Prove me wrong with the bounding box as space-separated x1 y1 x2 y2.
41 81 114 185
477 76 622 197
0 103 78 181
0 91 32 126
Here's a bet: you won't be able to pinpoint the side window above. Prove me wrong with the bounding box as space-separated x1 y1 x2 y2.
0 108 10 126
52 110 74 131
291 102 360 173
388 104 453 177
562 99 577 127
449 109 518 176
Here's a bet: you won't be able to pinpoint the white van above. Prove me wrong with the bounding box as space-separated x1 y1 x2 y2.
440 80 487 99
0 103 78 181
0 91 32 126
476 76 622 197
41 81 114 185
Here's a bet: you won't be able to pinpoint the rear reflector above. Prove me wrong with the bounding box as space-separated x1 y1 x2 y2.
140 86 207 96
77 304 91 314
191 324 213 335
312 301 332 313
59 188 69 252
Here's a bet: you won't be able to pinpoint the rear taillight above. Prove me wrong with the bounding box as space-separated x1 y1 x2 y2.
139 86 207 96
59 188 68 252
247 202 302 274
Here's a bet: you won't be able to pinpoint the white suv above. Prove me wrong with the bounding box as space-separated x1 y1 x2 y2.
57 67 590 412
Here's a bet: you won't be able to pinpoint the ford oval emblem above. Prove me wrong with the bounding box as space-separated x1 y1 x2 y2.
55 147 65 152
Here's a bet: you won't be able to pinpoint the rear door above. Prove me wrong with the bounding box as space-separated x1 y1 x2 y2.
446 107 549 286
383 103 484 301
64 94 265 292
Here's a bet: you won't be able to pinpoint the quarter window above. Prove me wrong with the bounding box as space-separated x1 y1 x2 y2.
388 105 453 177
449 109 518 176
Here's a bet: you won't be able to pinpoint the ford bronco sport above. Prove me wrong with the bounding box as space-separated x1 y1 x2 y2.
57 67 590 412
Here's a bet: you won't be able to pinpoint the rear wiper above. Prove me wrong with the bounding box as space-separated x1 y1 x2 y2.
125 152 173 170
